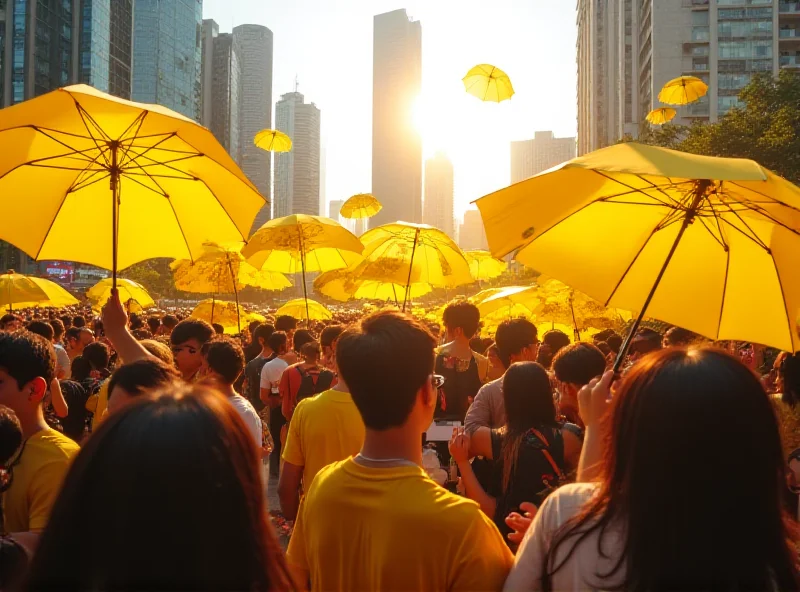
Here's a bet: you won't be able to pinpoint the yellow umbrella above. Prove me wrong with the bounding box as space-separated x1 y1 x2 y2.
340 193 382 219
243 214 364 319
646 107 677 126
9 277 80 310
477 285 543 319
658 76 708 106
360 222 473 311
0 85 264 286
476 142 800 364
0 271 50 311
464 250 508 281
254 129 292 152
462 64 515 103
275 298 332 321
190 299 265 334
87 278 155 312
314 258 432 303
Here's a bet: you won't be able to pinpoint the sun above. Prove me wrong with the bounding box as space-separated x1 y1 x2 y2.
412 93 456 159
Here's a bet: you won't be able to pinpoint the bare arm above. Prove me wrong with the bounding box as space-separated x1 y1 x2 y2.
469 426 494 460
562 429 582 472
576 371 614 482
464 385 493 436
278 461 303 520
49 379 68 418
450 431 496 518
102 289 156 365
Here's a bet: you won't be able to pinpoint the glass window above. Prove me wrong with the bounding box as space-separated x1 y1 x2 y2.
692 11 709 25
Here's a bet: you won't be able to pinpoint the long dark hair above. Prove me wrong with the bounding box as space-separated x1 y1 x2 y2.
779 352 800 407
543 348 799 591
26 385 295 591
501 362 557 491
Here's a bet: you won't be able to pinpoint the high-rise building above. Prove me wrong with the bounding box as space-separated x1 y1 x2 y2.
200 19 219 127
199 24 240 160
131 0 202 121
328 200 345 221
458 209 488 252
274 91 321 218
233 24 273 231
371 9 422 227
511 131 576 183
423 152 455 240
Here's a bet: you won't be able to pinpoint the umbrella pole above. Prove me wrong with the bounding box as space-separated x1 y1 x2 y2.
211 294 216 324
110 141 120 289
299 234 310 321
402 228 420 312
569 294 580 342
392 284 399 307
227 256 241 334
613 181 709 373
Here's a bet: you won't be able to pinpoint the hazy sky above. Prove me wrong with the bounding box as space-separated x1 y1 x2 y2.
202 0 577 223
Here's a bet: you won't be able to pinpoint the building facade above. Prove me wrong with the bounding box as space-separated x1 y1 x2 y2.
200 18 218 127
76 0 133 98
422 152 455 240
371 9 422 227
458 209 488 252
131 0 202 121
274 91 321 218
511 131 576 183
200 26 240 160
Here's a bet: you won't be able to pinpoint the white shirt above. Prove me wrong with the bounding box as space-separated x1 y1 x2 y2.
260 357 289 393
229 394 262 449
54 343 71 379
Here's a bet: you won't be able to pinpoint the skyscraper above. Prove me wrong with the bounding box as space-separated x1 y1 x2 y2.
274 91 321 218
233 24 273 231
458 209 488 252
76 0 133 99
371 9 422 227
108 0 134 98
511 131 576 183
199 23 240 160
131 0 202 121
423 152 455 240
200 19 219 127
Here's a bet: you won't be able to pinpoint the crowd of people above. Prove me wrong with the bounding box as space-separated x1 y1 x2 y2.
1 295 800 590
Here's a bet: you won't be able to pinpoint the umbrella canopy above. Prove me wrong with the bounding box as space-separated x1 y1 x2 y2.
87 278 155 311
476 142 800 359
645 107 677 126
14 277 80 310
477 285 543 319
314 258 432 303
340 193 382 219
658 76 708 106
0 271 50 310
254 129 292 152
462 64 515 103
464 250 508 281
275 298 332 321
190 299 265 334
0 85 264 284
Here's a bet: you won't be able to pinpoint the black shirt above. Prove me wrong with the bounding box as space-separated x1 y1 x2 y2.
244 353 276 412
59 380 91 442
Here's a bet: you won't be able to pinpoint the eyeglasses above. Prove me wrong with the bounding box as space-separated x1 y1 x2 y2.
431 374 446 389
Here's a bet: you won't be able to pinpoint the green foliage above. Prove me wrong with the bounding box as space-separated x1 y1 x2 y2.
121 258 183 301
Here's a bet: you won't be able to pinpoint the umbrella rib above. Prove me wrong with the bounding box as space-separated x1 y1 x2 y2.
191 176 249 240
696 214 728 251
164 190 195 263
118 132 179 170
728 181 800 214
69 169 111 193
117 110 148 144
716 245 731 340
74 102 113 143
716 201 771 252
122 171 169 198
770 253 796 351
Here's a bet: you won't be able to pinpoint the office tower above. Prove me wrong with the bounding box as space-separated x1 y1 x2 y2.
328 200 345 221
200 19 219 127
458 209 488 252
422 152 455 240
75 0 133 99
199 26 240 160
371 9 422 227
233 24 273 231
274 92 321 218
511 131 577 183
131 0 203 121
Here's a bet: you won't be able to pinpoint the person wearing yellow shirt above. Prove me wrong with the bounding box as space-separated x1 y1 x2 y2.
0 331 79 533
286 311 514 592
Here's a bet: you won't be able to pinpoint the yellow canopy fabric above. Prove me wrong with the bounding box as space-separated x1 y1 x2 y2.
87 278 155 311
314 258 432 302
464 250 508 281
0 271 50 310
645 107 677 125
340 194 382 219
477 286 543 319
275 298 332 321
0 85 265 274
17 277 80 309
190 299 265 334
254 129 292 152
658 76 708 106
462 64 515 103
476 142 800 352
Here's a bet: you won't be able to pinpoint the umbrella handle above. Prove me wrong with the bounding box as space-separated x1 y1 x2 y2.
403 228 420 312
110 141 120 290
227 255 241 334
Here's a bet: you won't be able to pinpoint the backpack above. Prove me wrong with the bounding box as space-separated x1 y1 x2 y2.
294 366 334 404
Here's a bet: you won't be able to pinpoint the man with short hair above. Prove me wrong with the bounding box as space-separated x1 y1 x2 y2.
106 359 180 415
243 320 263 363
64 326 94 361
72 316 86 328
0 314 22 332
169 319 215 382
286 311 513 590
47 319 71 379
260 331 292 476
275 315 298 364
552 342 607 430
0 331 80 533
243 324 275 413
146 316 161 337
464 318 539 435
319 324 344 371
159 314 178 337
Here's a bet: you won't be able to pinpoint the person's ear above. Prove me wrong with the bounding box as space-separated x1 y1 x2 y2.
419 379 436 409
26 376 48 404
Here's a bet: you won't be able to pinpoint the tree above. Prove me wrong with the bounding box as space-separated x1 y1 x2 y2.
121 258 184 301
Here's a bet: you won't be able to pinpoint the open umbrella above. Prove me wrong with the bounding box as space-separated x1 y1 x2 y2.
0 85 264 287
645 107 677 126
340 194 382 219
658 76 708 105
4 277 80 311
476 142 800 368
254 129 292 152
87 278 155 312
462 64 515 103
275 298 332 321
190 299 265 334
314 258 432 303
0 271 50 311
477 285 543 320
464 250 508 282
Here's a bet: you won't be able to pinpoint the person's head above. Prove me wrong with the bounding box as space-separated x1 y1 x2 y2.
777 352 800 407
65 326 94 356
49 318 65 342
292 329 314 353
253 323 274 351
131 328 153 341
146 316 161 336
139 339 174 365
486 344 503 371
595 341 612 357
606 333 622 354
442 300 481 342
170 319 214 378
542 329 570 357
27 385 293 590
0 331 56 419
275 315 297 340
160 314 178 335
0 314 22 332
267 331 288 356
470 337 488 355
337 311 436 433
592 329 617 344
202 338 245 386
663 326 698 348
0 404 22 467
535 343 554 369
128 313 143 331
299 341 321 364
72 315 86 328
545 348 799 591
59 315 72 330
552 342 608 401
26 320 55 343
629 327 662 360
212 323 225 336
247 320 261 341
494 319 539 369
106 359 180 415
70 356 93 382
82 341 111 374
320 324 344 359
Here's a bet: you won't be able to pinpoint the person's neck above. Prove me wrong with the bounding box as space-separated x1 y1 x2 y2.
18 407 49 440
446 337 472 356
332 379 349 393
359 425 423 466
261 346 273 358
219 383 237 398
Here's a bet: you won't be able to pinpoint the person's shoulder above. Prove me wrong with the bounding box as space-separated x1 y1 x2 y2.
302 458 351 498
477 376 502 396
420 482 500 533
539 482 599 520
30 428 80 460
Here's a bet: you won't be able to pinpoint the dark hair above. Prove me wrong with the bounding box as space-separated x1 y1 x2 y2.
170 319 214 347
129 313 144 331
275 315 297 333
70 356 93 382
146 316 161 334
59 315 72 329
663 326 697 347
536 343 554 369
0 314 21 327
72 316 86 328
606 334 622 354
107 359 180 399
64 327 82 343
292 329 314 352
337 311 435 430
442 301 481 340
139 340 174 365
543 348 800 591
0 331 56 388
779 352 800 407
501 362 556 490
49 318 65 340
253 324 274 346
131 329 153 341
26 321 54 342
82 342 110 372
212 323 225 336
543 330 570 356
592 329 617 344
320 325 344 348
161 315 178 330
0 404 22 466
248 320 262 335
470 337 488 355
26 386 294 590
299 341 321 362
495 319 538 368
630 327 662 355
267 332 287 355
552 342 607 387
595 341 612 357
203 338 245 385
93 319 104 338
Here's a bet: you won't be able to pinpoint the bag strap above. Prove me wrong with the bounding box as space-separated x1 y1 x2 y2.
529 427 566 481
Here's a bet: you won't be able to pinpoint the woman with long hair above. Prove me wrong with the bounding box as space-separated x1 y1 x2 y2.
26 384 295 591
504 348 800 591
450 362 581 545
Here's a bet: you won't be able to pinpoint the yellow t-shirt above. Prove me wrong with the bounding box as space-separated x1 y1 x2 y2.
286 458 514 592
281 388 365 489
2 428 80 532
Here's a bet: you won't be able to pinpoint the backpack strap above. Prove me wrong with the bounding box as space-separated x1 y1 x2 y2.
529 427 566 481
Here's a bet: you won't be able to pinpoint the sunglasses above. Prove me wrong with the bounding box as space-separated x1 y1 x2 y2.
431 374 446 389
